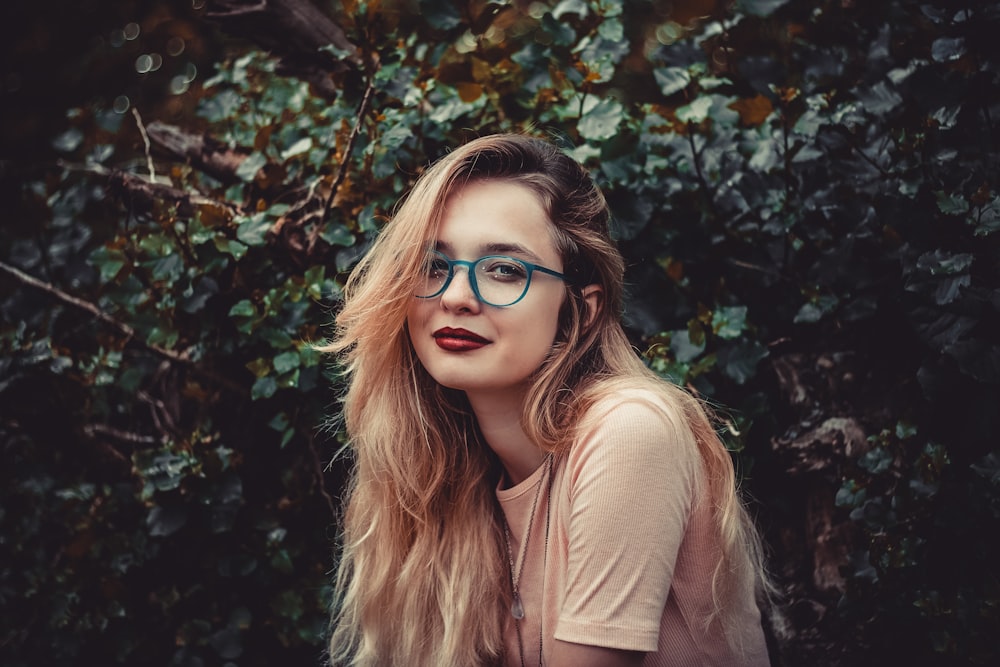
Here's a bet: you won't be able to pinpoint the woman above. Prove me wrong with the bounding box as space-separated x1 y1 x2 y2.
323 134 772 666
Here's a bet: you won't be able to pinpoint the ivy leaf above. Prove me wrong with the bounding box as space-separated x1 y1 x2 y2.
712 306 748 340
147 505 187 537
420 0 463 30
737 0 790 17
235 152 268 182
273 351 300 374
578 97 624 141
670 328 705 363
935 192 970 215
252 376 278 400
931 37 967 63
236 213 273 247
320 223 356 247
653 67 691 97
717 340 769 384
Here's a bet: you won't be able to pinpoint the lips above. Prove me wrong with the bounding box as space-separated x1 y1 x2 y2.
433 327 491 352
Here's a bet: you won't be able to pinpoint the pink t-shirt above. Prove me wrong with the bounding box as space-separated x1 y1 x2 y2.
496 389 770 666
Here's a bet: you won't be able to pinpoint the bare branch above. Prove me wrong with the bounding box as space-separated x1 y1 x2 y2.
0 260 245 395
323 76 376 222
132 107 157 182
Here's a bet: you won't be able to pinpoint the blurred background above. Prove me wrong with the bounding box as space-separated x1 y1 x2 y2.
1 1 998 665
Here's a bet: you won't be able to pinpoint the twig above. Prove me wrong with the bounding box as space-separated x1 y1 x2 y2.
0 260 245 394
307 432 338 520
322 76 376 222
132 108 157 182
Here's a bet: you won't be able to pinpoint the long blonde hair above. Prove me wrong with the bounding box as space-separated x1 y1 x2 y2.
322 134 770 665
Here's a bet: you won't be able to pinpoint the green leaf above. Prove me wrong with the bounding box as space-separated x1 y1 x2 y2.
273 350 300 374
236 213 272 246
653 67 691 97
670 329 705 363
229 300 256 317
251 376 278 400
737 0 790 17
578 97 624 142
676 97 712 123
319 224 355 247
235 152 268 182
717 340 769 384
935 192 970 215
712 306 748 340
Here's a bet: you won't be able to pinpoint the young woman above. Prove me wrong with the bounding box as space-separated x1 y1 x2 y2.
323 134 772 666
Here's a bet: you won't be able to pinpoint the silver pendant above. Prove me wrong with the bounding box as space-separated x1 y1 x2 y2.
511 594 525 619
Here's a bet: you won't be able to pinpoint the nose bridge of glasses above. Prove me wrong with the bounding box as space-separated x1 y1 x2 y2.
441 258 479 296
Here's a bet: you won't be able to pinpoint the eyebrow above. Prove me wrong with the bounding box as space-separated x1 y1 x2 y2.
434 240 545 263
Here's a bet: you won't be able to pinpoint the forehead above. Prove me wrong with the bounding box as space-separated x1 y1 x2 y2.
434 180 558 261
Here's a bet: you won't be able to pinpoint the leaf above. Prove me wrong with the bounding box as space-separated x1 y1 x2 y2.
670 328 705 363
931 37 967 63
251 376 278 400
281 136 313 160
236 213 272 246
935 192 970 215
717 340 769 384
676 96 712 123
52 127 84 153
730 94 774 126
235 152 268 182
712 306 748 340
856 81 903 115
147 505 187 537
229 300 256 317
273 350 300 374
653 67 691 97
420 0 463 30
737 0 790 17
577 97 624 141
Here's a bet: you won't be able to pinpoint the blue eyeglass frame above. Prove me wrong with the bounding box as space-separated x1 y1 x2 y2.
416 250 567 307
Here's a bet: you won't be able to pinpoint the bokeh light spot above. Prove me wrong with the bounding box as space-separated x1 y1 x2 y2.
167 37 185 56
170 76 190 95
124 22 140 40
113 95 131 114
110 28 125 48
136 54 153 74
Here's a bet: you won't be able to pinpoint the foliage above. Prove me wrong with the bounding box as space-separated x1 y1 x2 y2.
1 0 998 665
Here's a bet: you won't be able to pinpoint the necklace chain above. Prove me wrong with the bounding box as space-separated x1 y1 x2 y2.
501 454 554 667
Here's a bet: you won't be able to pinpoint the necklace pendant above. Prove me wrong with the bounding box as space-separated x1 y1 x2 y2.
511 594 525 620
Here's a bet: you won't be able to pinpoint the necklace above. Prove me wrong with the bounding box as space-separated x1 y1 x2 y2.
500 453 555 667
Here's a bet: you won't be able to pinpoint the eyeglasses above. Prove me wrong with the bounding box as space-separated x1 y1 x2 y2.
415 250 567 307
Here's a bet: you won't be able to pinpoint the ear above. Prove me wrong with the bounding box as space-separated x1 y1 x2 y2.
580 284 603 329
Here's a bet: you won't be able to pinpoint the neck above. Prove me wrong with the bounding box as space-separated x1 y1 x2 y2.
466 387 545 487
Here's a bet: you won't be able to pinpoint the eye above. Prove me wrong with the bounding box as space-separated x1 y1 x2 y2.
480 258 527 282
425 256 450 278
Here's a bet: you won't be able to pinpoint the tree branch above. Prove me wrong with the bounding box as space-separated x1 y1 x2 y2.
323 76 376 222
0 260 245 395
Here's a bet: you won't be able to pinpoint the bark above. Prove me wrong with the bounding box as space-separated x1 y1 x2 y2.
146 121 252 185
204 0 362 97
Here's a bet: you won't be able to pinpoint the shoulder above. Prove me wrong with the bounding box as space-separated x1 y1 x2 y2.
566 379 701 476
577 379 692 446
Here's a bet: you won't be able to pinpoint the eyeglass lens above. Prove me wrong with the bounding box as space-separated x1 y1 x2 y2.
417 253 530 306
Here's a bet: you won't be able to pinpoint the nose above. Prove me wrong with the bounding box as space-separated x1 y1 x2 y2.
439 265 481 313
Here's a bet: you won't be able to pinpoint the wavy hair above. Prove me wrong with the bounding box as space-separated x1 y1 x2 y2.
322 133 771 665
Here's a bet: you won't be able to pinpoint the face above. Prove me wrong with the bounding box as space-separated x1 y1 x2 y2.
406 179 566 402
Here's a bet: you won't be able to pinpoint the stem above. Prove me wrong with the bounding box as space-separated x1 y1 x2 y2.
322 76 376 223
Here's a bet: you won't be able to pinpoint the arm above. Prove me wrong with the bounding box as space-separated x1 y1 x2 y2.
550 638 645 667
554 396 701 655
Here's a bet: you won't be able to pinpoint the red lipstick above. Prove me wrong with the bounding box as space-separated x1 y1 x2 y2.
433 327 490 352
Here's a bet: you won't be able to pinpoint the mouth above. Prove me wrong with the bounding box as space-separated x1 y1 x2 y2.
433 327 491 351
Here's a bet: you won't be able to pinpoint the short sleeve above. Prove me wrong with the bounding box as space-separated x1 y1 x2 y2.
553 395 702 652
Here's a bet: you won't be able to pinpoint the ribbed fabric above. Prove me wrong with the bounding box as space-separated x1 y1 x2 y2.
496 389 769 666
